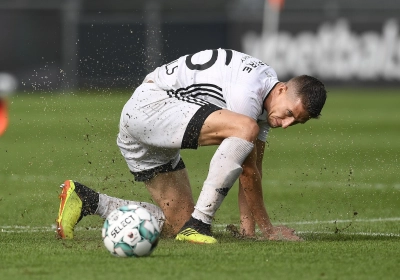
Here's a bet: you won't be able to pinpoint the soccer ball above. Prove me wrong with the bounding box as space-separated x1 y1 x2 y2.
102 205 160 257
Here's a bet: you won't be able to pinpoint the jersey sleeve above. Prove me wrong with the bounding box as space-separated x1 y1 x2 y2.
225 85 262 120
224 69 265 120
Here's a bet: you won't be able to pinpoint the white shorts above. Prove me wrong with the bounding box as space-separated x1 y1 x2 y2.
117 82 221 181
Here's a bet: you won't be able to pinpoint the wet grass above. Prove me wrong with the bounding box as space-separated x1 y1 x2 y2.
0 230 399 280
1 88 400 279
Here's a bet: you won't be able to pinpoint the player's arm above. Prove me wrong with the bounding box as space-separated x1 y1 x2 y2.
238 139 265 236
239 139 272 236
239 139 302 241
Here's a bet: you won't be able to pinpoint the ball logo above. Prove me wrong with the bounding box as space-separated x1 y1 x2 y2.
123 229 141 246
110 214 139 239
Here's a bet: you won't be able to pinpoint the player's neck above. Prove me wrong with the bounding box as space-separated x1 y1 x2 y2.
264 83 280 112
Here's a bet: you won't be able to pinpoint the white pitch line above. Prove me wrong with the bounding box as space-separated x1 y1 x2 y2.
296 231 400 237
280 217 400 225
213 217 400 227
1 228 399 238
1 217 399 235
0 225 101 233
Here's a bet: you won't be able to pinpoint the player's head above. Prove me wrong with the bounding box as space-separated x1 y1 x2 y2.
264 75 327 129
287 75 327 119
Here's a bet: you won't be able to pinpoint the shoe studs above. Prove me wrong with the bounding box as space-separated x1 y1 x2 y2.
59 183 67 199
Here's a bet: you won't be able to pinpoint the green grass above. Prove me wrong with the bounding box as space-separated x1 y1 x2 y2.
1 88 400 280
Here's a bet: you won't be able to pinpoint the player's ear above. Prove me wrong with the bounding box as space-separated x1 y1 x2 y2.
277 82 287 95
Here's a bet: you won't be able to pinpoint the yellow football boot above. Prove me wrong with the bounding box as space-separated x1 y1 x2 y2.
175 217 217 244
56 180 83 239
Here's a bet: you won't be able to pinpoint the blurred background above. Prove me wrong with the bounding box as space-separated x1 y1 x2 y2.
0 0 399 93
0 1 399 256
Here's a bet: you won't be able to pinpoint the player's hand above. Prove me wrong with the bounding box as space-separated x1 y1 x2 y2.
226 224 257 239
267 225 303 241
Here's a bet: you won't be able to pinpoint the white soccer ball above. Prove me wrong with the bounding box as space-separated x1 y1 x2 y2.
102 205 160 257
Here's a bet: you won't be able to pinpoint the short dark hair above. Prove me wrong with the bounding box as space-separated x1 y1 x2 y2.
290 75 327 119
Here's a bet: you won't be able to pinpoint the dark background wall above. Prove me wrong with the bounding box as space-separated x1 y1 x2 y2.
0 0 399 91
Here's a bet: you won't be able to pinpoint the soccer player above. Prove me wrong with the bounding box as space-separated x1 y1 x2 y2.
56 49 326 243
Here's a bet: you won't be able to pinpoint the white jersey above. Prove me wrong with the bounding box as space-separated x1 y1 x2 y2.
147 49 279 141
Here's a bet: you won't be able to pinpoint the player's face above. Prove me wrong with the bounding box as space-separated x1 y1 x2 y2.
265 85 310 129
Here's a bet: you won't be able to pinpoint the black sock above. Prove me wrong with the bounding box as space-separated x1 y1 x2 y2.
73 181 99 216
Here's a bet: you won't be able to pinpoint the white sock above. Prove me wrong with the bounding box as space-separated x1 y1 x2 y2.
193 137 254 224
96 194 166 230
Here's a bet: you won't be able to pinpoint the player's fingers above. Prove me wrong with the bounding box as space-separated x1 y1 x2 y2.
276 225 296 233
267 234 278 241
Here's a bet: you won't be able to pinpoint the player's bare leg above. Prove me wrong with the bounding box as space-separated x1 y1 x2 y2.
238 183 256 237
144 168 194 237
176 110 258 243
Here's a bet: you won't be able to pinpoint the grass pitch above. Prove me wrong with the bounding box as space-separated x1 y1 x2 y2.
1 88 399 280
